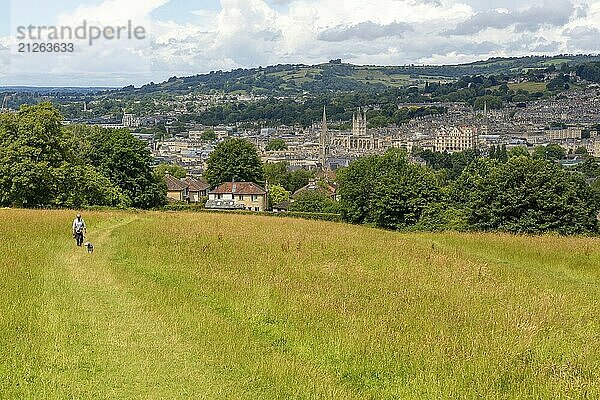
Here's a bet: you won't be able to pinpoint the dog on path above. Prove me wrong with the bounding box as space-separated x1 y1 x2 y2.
84 242 94 254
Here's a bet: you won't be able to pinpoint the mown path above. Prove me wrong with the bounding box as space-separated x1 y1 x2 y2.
9 214 357 399
1 210 599 399
35 215 253 398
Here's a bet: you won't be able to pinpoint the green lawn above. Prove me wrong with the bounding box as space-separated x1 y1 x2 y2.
541 59 574 66
351 68 411 87
1 209 600 399
508 82 549 93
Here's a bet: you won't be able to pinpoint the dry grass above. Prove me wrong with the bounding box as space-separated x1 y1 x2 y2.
1 209 599 399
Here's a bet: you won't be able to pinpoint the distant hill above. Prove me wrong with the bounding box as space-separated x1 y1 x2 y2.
0 87 115 95
124 54 600 96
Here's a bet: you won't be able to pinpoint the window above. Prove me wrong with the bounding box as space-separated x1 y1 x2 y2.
217 194 223 200
255 207 260 212
251 195 259 202
238 195 244 201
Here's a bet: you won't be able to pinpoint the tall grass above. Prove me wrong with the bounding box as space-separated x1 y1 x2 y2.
1 209 599 398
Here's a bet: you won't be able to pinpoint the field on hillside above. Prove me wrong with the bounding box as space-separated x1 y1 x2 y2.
1 209 600 399
508 82 549 93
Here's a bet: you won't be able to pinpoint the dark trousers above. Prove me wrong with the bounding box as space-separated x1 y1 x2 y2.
75 232 84 246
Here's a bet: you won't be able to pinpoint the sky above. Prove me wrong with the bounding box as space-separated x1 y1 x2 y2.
0 0 599 87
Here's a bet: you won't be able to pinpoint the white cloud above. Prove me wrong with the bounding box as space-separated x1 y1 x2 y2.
1 0 599 86
564 25 600 49
318 21 413 42
447 0 578 35
57 0 170 26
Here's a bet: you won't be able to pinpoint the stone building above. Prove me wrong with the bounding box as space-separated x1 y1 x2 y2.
352 108 368 136
434 126 479 153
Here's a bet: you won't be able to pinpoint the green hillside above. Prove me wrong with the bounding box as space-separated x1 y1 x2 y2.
2 209 600 398
126 55 600 95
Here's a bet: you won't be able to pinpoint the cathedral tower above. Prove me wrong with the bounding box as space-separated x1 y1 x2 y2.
352 107 367 136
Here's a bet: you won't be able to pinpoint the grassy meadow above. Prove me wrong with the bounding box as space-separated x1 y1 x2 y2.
1 209 600 399
508 82 549 93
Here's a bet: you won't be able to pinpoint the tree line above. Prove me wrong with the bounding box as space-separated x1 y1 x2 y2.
3 104 599 235
338 149 599 235
118 65 591 128
203 137 600 235
117 56 600 96
49 62 600 128
177 96 447 128
0 103 165 209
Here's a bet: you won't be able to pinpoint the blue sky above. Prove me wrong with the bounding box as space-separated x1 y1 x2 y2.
0 0 9 36
7 0 94 33
1 0 599 86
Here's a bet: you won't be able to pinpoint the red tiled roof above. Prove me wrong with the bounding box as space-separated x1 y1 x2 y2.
210 182 266 195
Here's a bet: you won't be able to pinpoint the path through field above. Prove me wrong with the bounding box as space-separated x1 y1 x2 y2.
1 210 600 399
27 215 262 398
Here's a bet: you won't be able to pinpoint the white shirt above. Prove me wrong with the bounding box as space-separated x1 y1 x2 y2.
73 218 86 233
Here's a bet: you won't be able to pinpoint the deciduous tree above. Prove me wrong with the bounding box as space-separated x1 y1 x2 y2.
205 138 264 187
268 184 290 207
452 156 598 234
155 163 187 179
265 139 287 152
338 149 440 229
